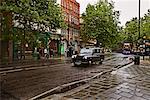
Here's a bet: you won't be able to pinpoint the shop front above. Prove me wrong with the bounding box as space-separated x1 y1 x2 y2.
60 36 68 56
49 34 61 56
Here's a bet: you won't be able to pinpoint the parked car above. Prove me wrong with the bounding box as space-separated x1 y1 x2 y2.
71 47 104 66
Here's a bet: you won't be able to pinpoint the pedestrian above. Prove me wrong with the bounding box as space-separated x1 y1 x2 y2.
49 48 51 57
66 48 69 57
50 49 54 57
44 48 48 59
69 47 71 57
39 47 42 59
69 47 73 57
37 47 40 59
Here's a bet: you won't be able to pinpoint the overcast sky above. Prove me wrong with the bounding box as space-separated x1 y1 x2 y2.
76 0 150 26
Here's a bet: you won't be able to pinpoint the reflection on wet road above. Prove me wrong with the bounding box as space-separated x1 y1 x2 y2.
1 53 133 100
52 62 150 100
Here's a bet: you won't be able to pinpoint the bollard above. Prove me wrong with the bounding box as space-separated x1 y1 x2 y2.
134 55 140 65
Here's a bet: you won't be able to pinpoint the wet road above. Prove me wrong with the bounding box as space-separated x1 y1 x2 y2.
50 61 150 100
0 53 133 100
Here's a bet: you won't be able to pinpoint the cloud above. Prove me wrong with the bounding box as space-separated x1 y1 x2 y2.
76 0 150 26
76 0 98 13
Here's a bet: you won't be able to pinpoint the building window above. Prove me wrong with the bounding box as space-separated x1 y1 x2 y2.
64 1 66 8
66 2 69 9
69 15 71 22
70 3 72 10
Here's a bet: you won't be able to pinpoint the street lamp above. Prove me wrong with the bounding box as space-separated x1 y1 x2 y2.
68 15 70 46
136 0 141 52
133 0 141 65
138 0 141 39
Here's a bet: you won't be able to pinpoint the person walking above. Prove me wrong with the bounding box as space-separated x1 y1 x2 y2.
44 48 48 59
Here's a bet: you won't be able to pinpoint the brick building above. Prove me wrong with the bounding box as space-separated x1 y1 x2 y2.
57 0 80 55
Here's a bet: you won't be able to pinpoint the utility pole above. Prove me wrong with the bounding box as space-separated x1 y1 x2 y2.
134 0 141 65
138 0 141 39
68 15 70 46
0 0 2 64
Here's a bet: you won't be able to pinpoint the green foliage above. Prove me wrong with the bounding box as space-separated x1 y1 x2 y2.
141 10 150 37
124 17 138 43
1 0 66 46
80 0 120 48
123 9 150 43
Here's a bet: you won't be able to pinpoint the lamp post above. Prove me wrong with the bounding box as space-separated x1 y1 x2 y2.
68 15 70 46
136 0 141 52
138 0 141 39
134 0 141 65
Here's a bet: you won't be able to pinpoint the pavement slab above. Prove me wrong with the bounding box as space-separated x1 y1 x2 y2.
44 62 150 100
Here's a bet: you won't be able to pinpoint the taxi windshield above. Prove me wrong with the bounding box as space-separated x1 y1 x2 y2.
80 49 93 54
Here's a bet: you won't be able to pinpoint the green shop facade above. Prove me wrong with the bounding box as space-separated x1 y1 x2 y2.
1 27 63 64
1 26 77 64
13 30 63 59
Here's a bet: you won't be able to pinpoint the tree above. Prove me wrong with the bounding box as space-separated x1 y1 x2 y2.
80 0 120 48
1 0 65 37
0 0 66 60
141 9 150 37
124 17 138 43
123 9 150 43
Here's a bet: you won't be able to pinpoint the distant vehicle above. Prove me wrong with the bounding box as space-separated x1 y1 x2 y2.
71 47 104 66
122 43 132 55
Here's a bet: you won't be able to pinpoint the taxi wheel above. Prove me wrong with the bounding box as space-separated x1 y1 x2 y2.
99 61 102 64
72 63 77 67
88 60 93 65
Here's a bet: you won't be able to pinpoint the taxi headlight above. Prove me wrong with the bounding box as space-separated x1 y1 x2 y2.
72 55 77 58
83 56 88 59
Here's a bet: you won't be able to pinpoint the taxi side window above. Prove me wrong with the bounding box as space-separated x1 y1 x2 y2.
97 49 100 53
99 49 104 53
93 49 100 53
93 49 96 53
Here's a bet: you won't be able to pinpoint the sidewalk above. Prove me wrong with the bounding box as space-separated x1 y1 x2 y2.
44 60 150 100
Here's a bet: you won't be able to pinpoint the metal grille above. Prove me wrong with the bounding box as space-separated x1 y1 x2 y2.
76 56 83 60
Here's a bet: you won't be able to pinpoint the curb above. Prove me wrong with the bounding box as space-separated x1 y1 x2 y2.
29 61 133 100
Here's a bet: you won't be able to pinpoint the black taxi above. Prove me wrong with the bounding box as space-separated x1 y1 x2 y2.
71 47 104 66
